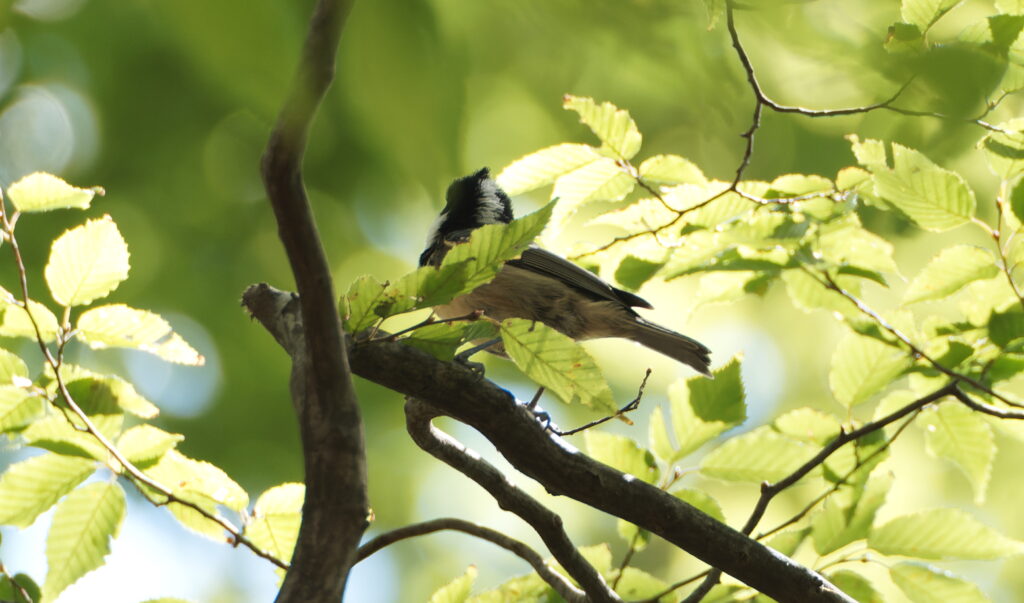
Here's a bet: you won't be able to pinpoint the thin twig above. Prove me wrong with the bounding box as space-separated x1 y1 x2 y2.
0 194 288 572
553 369 652 436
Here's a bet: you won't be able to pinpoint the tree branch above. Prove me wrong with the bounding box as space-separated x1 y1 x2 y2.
259 0 368 599
242 284 854 602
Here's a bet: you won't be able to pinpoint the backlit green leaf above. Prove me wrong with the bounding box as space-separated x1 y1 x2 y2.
830 333 912 407
638 154 706 185
117 424 184 465
902 0 960 29
584 431 658 484
430 566 477 603
145 450 248 511
0 386 43 432
43 482 126 602
7 172 96 213
829 570 883 603
870 508 1024 559
873 144 976 231
497 143 598 195
76 304 204 365
981 119 1024 179
904 245 999 304
920 402 995 503
245 483 304 564
500 318 616 412
0 348 28 383
0 453 95 527
668 357 746 461
44 216 130 306
700 426 814 483
563 95 642 159
0 287 60 342
890 563 991 603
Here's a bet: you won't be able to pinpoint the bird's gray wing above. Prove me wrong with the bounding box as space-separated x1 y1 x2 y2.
507 246 653 309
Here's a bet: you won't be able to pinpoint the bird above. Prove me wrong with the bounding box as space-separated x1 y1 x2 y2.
420 167 712 377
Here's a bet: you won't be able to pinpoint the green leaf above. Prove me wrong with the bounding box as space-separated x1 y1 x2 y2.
768 173 834 196
496 143 599 196
550 158 634 225
43 482 126 602
903 245 999 304
920 402 995 503
244 483 305 564
700 426 814 483
988 307 1024 347
872 144 977 232
562 95 642 159
6 172 96 213
52 365 159 419
402 322 495 362
901 0 960 29
44 216 130 307
767 527 810 557
828 570 883 603
870 508 1024 559
673 488 726 523
774 407 841 444
819 222 898 277
430 566 477 603
22 415 109 460
615 255 664 291
167 502 225 541
117 425 185 465
0 287 60 342
0 348 28 383
981 119 1024 179
584 431 658 484
144 450 248 511
638 154 706 185
613 567 668 600
830 333 912 407
782 270 862 318
0 386 43 432
76 304 204 365
667 357 746 461
890 563 991 603
847 135 888 170
0 573 40 603
812 472 891 555
500 318 616 412
0 453 95 527
648 405 674 462
616 519 651 551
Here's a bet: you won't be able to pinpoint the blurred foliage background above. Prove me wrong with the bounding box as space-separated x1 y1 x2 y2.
1 0 1023 601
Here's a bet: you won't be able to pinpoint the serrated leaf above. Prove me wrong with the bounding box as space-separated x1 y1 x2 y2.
584 431 658 484
22 415 109 460
847 135 888 170
819 221 898 276
902 0 960 29
500 318 616 412
668 357 746 461
549 158 634 236
638 154 706 185
615 255 664 291
0 453 95 527
76 304 204 365
904 245 999 304
981 119 1024 179
0 348 28 383
890 563 991 603
0 286 60 342
782 270 862 318
43 482 125 601
245 483 304 564
920 402 994 503
6 172 96 213
52 365 158 419
648 405 674 461
116 425 184 465
167 501 225 540
873 144 976 232
0 386 43 432
774 407 842 444
830 333 913 407
430 566 477 603
613 567 668 600
673 488 726 523
496 143 599 196
145 450 248 511
870 508 1024 559
700 426 814 483
562 95 642 159
812 473 891 555
829 570 883 603
44 216 130 306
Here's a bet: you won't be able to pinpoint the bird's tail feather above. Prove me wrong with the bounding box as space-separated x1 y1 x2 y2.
628 319 712 377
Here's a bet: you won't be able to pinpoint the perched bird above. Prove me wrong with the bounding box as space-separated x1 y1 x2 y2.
420 167 712 376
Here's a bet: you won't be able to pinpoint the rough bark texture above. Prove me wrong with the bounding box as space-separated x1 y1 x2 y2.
243 284 854 603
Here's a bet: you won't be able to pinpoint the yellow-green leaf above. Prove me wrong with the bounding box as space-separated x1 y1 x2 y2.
700 426 814 483
76 304 204 365
116 424 184 465
430 566 477 603
0 453 95 527
496 143 599 196
830 333 912 407
668 357 746 461
43 482 125 601
904 245 999 304
890 563 991 603
638 154 706 185
44 216 130 306
870 508 1024 559
562 95 642 159
920 402 995 503
245 483 305 564
500 318 616 412
584 431 658 484
0 386 44 432
0 287 60 342
873 144 977 232
7 172 96 213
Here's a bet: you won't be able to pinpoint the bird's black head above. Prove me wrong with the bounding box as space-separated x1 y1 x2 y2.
420 167 514 266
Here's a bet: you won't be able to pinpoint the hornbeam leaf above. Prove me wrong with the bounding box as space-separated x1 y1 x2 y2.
7 172 96 213
44 216 130 306
904 245 999 304
870 508 1024 559
562 95 642 159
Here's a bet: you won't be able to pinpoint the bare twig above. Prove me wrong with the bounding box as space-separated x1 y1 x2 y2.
355 517 585 599
553 368 652 436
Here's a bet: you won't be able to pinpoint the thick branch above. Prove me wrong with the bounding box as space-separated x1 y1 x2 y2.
242 284 852 602
258 0 367 599
405 399 620 603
